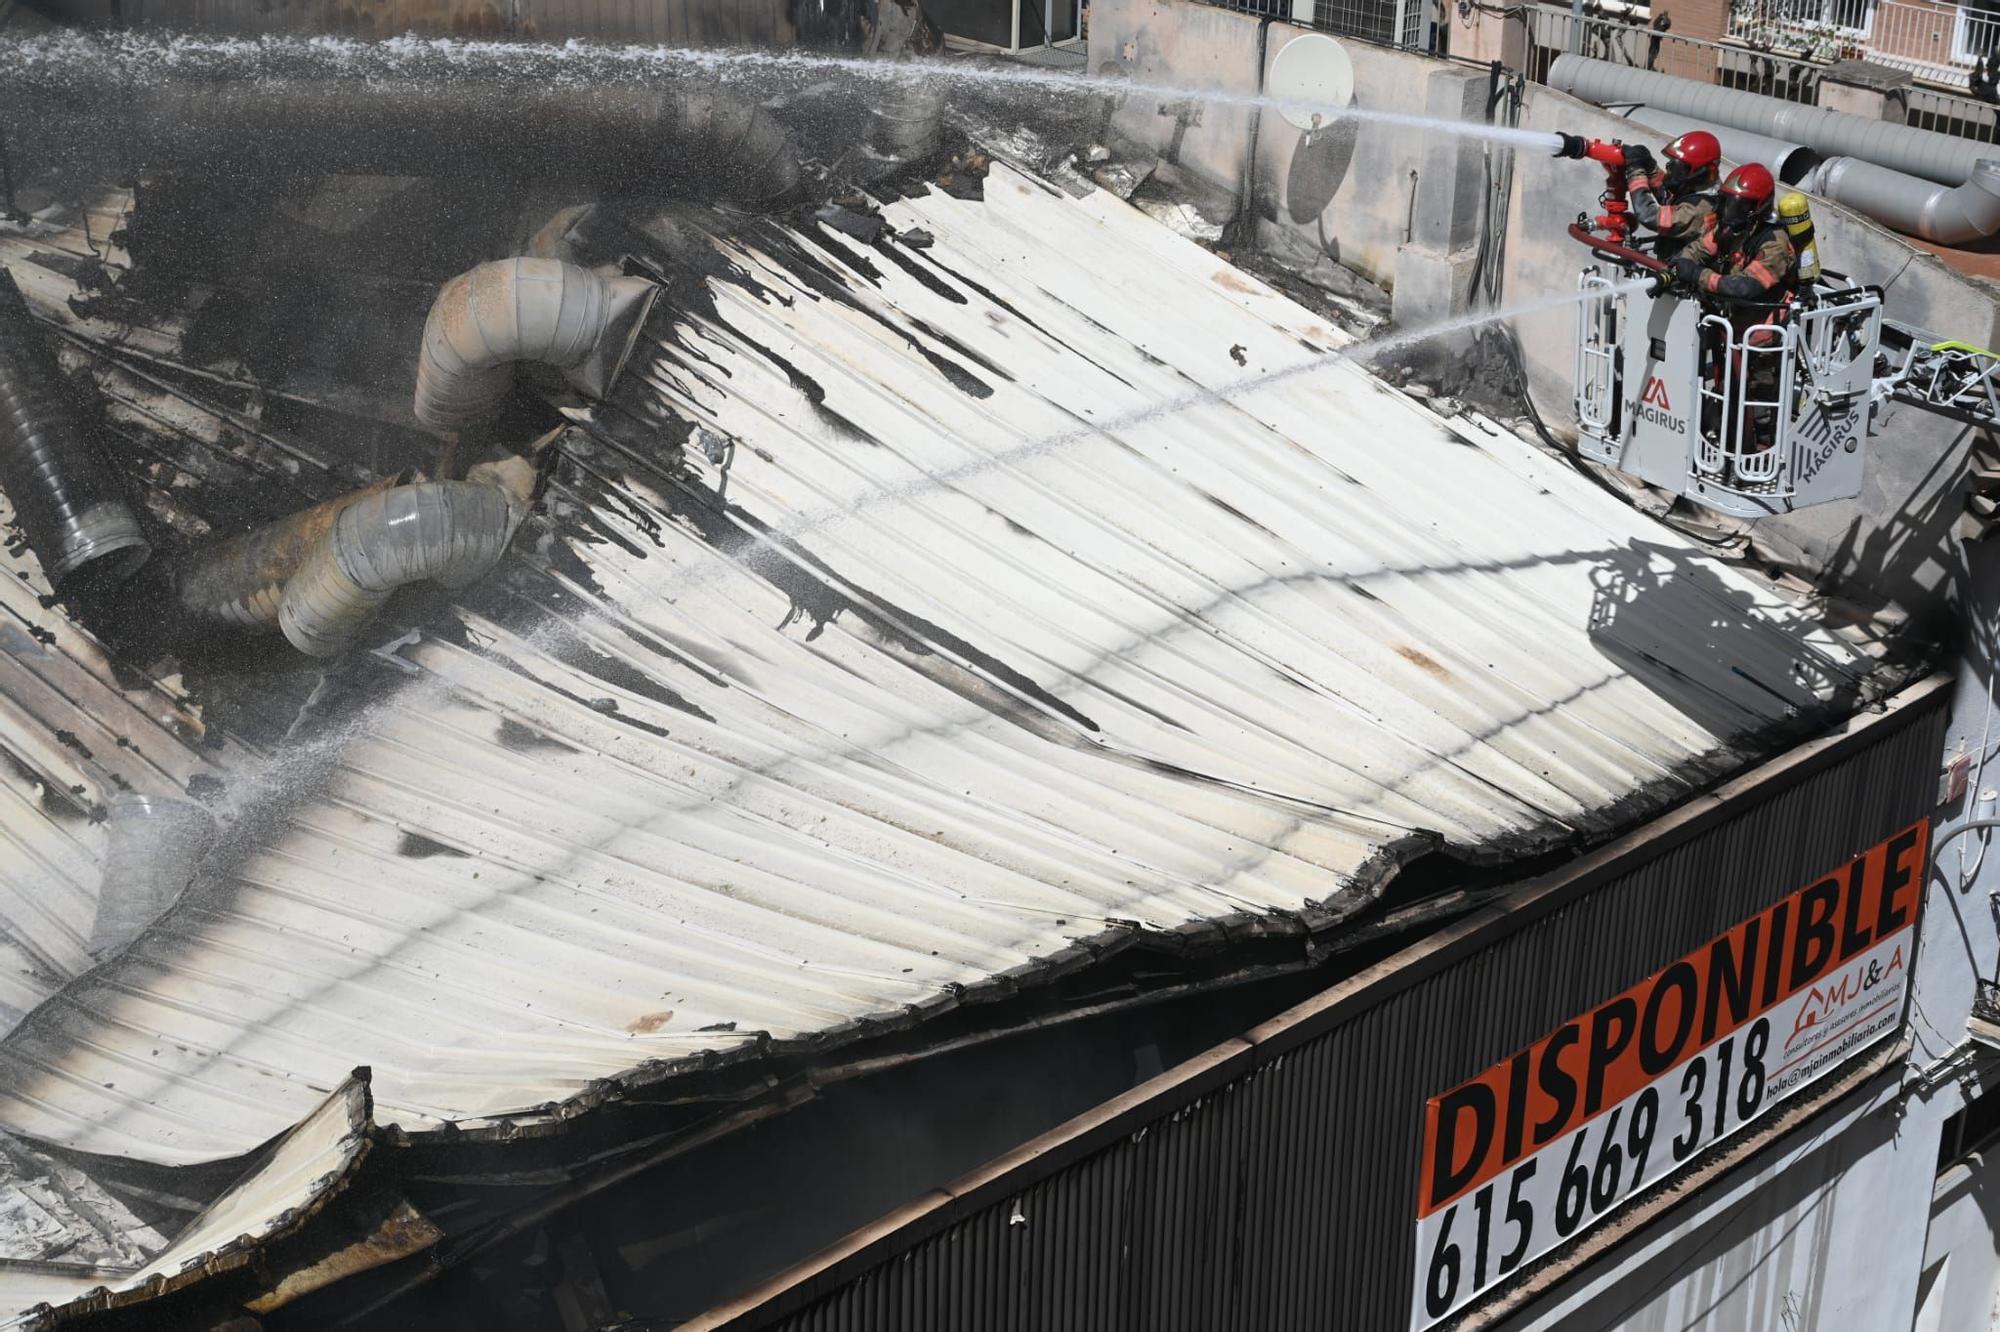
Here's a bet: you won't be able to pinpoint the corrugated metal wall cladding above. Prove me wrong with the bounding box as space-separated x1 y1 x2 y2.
763 694 1950 1332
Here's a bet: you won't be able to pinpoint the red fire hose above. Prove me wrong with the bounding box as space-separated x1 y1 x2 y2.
1566 222 1665 273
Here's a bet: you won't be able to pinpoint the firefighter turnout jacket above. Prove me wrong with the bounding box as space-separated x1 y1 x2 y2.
1624 167 1715 253
1675 219 1798 300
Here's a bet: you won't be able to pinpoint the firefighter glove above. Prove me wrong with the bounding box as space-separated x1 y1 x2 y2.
1622 144 1656 176
1672 256 1706 287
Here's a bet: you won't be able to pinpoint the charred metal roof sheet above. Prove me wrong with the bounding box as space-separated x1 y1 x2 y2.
0 164 1888 1202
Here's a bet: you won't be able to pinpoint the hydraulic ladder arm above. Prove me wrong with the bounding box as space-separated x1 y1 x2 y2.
1878 322 2000 430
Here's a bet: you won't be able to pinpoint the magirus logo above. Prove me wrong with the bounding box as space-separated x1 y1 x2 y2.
1637 375 1685 433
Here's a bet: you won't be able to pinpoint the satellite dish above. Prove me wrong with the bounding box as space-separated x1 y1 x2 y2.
1269 32 1356 133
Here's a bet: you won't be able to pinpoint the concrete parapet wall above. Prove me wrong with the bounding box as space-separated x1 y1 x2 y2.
1091 0 1269 213
1090 0 2000 614
1251 34 1446 286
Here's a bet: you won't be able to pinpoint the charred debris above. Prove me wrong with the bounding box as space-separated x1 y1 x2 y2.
0 36 1466 1331
0 43 1108 752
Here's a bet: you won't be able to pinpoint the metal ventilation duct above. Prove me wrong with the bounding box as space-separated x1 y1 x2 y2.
86 794 218 958
279 481 524 657
1807 157 2000 244
413 259 658 433
1619 108 1819 185
1550 54 1986 186
177 476 405 629
0 269 149 588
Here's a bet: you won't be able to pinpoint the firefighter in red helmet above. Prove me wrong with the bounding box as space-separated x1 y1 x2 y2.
1672 163 1798 455
1622 129 1721 254
1671 163 1795 300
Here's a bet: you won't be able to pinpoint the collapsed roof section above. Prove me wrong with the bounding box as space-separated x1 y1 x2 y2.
0 147 1906 1319
2 155 1897 1145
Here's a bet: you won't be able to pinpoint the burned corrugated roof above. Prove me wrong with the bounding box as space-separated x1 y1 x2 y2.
0 159 1898 1316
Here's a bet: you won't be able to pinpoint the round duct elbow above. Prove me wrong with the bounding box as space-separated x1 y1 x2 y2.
413 258 659 434
86 793 217 958
0 271 149 588
1809 157 2000 245
175 475 406 629
278 481 524 658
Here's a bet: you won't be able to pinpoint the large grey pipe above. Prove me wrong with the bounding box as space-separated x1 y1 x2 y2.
9 76 802 210
414 259 658 433
1552 54 1985 186
1808 157 2000 244
0 270 149 588
279 481 524 657
1620 108 1819 185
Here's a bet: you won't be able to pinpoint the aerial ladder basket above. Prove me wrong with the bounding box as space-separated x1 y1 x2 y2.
1552 215 1997 519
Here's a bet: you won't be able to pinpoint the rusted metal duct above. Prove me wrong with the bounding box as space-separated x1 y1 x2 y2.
176 475 405 628
16 77 803 210
279 480 525 657
1806 157 2000 245
0 269 149 587
414 259 658 433
1550 54 1986 186
86 793 217 958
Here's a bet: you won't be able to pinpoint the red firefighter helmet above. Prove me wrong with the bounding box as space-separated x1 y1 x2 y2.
1662 130 1721 184
1717 161 1777 233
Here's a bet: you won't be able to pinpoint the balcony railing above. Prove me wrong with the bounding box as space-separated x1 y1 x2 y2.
1523 4 1828 101
1730 0 2000 90
1524 3 2000 140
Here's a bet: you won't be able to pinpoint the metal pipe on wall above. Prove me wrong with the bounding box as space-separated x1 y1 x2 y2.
0 269 149 588
1550 54 1985 186
413 259 658 434
1619 108 1819 185
1806 157 2000 245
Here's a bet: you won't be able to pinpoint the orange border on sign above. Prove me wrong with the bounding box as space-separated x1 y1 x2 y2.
1416 818 1928 1219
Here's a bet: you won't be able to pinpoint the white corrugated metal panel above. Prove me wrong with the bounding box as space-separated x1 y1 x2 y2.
0 1078 372 1328
0 166 1885 1175
0 499 242 1030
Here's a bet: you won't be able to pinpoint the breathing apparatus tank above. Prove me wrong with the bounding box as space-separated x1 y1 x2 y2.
1777 191 1820 283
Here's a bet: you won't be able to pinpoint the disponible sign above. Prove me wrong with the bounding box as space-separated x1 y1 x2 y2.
1409 820 1929 1330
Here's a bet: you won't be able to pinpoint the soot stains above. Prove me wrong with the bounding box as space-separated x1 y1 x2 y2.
495 718 579 755
397 831 469 859
738 220 995 401
800 221 886 285
906 316 1011 382
872 239 968 305
695 501 1098 734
